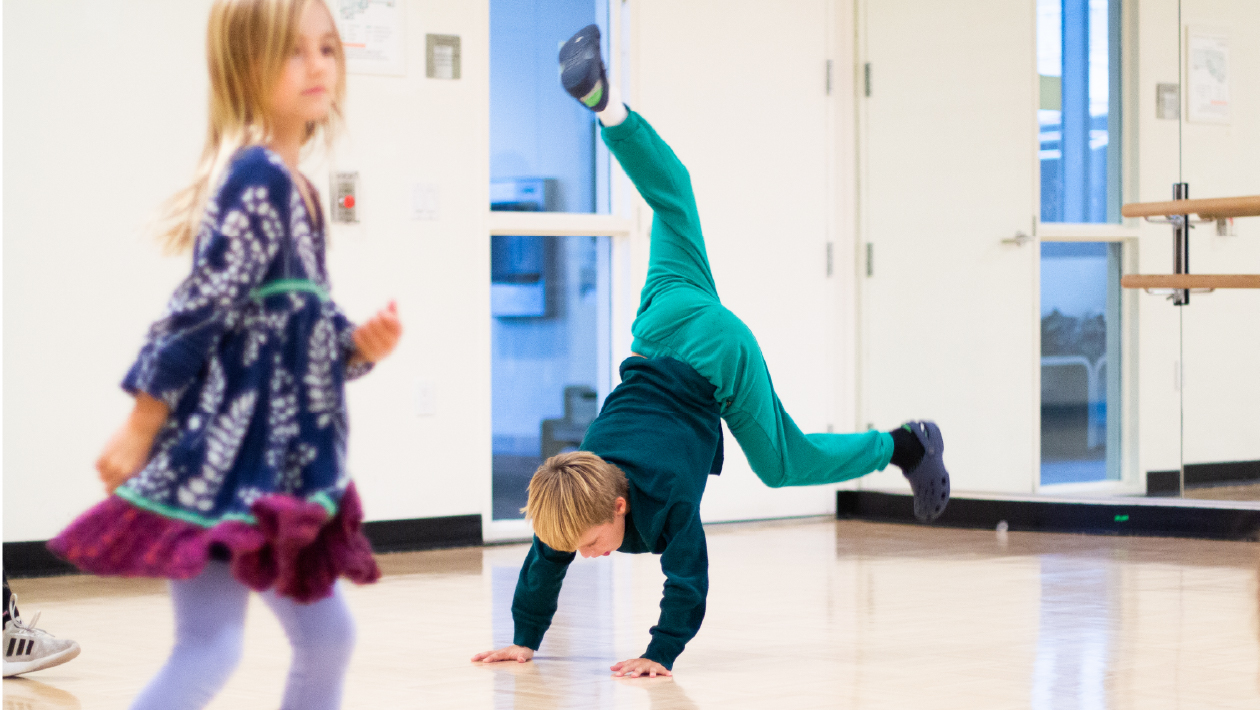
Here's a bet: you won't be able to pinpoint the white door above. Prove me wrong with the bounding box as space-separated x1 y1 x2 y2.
636 0 841 520
858 0 1039 494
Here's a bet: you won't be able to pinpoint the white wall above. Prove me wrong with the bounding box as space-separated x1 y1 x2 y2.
632 0 854 522
6 0 218 541
3 0 492 541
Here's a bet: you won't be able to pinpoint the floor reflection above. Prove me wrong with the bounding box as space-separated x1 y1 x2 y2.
620 676 700 710
2 676 83 710
492 558 620 709
1032 555 1116 709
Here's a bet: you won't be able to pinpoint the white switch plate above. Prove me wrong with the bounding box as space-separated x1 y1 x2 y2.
412 183 439 221
414 381 436 416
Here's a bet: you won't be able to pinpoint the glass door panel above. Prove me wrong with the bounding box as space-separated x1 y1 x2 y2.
490 235 612 519
1040 242 1122 485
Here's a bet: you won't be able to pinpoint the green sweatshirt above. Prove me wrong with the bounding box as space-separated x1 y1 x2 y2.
511 356 724 669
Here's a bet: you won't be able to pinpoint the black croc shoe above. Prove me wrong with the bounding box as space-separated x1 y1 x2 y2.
901 421 950 522
559 24 609 111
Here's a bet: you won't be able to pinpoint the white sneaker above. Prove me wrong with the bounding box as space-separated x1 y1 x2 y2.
3 594 80 677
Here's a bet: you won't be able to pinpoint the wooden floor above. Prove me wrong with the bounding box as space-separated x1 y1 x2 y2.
6 519 1260 709
1184 481 1260 502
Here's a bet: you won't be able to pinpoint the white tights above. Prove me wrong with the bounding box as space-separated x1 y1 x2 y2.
131 562 355 710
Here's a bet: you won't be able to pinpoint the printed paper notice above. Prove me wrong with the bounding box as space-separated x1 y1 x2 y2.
335 0 404 76
1187 30 1229 124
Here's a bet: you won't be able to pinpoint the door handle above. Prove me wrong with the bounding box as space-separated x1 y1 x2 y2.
1002 231 1035 247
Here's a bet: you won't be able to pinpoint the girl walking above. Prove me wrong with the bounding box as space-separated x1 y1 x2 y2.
49 1 401 708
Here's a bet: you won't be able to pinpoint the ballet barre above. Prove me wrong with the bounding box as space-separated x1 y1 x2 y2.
1121 274 1260 290
1120 194 1260 220
1120 185 1259 304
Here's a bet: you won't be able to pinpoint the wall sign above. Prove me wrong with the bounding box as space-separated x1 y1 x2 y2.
335 0 405 76
1187 29 1229 124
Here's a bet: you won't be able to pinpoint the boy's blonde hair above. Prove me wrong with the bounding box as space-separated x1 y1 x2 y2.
157 0 346 253
524 451 629 552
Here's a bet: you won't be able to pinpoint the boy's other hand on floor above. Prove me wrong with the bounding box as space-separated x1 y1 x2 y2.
471 645 534 664
611 658 671 678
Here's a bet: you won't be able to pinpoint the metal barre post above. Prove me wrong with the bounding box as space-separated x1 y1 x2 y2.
1172 183 1189 306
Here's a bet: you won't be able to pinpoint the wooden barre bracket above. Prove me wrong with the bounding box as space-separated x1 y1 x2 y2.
1121 195 1260 219
1121 274 1260 290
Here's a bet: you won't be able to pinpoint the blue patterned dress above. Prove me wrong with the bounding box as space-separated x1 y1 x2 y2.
121 146 371 519
51 147 380 601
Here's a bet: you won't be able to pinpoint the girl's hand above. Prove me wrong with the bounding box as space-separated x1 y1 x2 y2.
471 645 535 664
351 301 402 365
97 392 169 494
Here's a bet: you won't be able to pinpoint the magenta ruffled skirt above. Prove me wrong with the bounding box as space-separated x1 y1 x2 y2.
48 483 380 604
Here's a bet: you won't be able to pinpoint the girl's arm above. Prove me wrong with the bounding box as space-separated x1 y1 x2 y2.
108 153 288 490
123 157 288 404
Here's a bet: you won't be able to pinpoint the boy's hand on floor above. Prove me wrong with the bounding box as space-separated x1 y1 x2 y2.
611 658 671 678
471 645 535 664
351 300 402 364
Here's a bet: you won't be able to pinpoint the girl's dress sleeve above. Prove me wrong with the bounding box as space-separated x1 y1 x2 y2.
122 164 290 406
332 305 374 381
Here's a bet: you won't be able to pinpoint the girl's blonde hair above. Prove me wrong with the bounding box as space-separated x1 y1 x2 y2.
524 451 629 552
158 0 346 253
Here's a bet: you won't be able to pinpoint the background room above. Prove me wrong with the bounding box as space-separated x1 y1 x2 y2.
3 0 1259 707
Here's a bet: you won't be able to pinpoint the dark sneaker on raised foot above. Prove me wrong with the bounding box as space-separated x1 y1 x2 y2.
902 421 950 522
559 24 609 111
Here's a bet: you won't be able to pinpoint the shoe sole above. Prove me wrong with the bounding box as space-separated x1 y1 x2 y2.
904 421 950 522
3 645 81 677
559 25 608 111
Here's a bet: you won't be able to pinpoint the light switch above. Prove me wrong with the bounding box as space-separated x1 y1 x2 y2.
414 381 436 417
1156 83 1180 120
426 35 461 79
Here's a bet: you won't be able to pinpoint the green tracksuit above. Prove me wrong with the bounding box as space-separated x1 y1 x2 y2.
509 110 895 669
612 109 893 486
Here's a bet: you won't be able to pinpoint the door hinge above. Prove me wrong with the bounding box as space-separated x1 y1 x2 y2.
826 59 833 95
865 242 874 277
826 242 834 277
863 62 872 97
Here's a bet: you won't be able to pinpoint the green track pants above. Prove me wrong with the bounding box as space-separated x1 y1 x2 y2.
601 110 893 488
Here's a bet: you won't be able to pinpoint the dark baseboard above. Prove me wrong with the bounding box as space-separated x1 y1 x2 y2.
838 490 1260 541
4 513 484 580
1147 470 1181 496
2 541 81 580
362 514 483 553
1147 460 1260 496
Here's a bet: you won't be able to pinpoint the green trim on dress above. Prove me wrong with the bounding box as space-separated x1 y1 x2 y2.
250 279 330 303
115 485 339 529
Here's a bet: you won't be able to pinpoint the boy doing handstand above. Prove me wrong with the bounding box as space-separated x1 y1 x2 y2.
473 25 950 678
